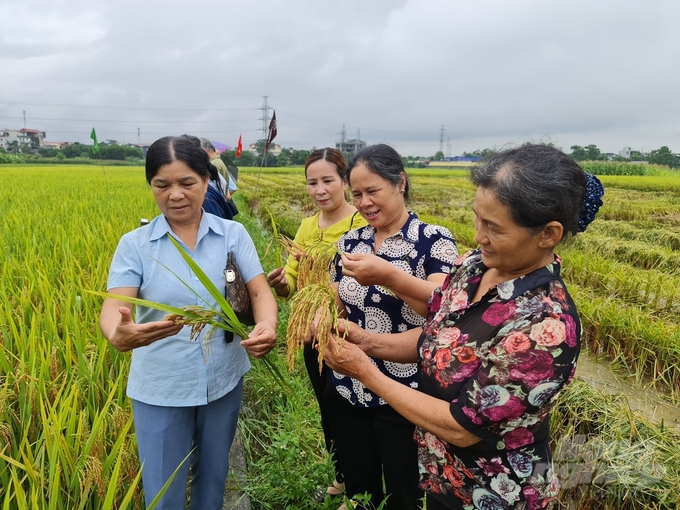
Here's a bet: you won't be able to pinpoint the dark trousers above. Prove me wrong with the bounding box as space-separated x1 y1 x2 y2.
324 381 424 510
303 343 343 482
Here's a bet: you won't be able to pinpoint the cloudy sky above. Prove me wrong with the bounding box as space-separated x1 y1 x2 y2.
1 0 678 156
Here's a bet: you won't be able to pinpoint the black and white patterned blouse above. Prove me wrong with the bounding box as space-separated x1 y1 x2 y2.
331 212 458 407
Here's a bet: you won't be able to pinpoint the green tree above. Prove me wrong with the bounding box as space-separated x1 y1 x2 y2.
431 151 445 161
463 148 497 160
290 149 310 165
570 145 587 161
586 144 607 161
249 139 278 166
234 150 256 167
63 143 86 158
276 153 289 167
648 146 679 168
93 144 143 160
630 150 645 162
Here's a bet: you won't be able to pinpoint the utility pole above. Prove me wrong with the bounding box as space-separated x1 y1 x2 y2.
340 124 346 144
23 110 26 128
258 96 272 142
138 127 141 144
439 125 445 154
447 136 451 157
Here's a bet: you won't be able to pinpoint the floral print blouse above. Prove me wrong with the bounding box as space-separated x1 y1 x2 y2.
416 250 580 510
331 212 458 407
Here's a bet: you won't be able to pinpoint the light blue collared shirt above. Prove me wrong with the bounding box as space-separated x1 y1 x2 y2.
107 212 262 406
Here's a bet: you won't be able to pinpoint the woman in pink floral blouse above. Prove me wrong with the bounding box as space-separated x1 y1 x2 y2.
323 145 604 510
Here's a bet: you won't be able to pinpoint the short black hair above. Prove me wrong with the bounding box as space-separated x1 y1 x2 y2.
145 135 223 194
347 144 410 200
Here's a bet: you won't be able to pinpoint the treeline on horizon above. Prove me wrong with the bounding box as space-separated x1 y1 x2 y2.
1 138 678 169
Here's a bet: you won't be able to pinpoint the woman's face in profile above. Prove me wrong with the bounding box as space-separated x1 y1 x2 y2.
150 160 208 227
472 187 549 278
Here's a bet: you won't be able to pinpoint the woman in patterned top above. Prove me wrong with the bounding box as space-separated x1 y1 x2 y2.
321 144 459 510
323 145 604 510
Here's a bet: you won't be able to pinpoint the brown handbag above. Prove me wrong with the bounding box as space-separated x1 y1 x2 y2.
224 252 255 327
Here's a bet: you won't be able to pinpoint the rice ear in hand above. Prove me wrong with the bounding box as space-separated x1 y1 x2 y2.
286 284 345 373
296 243 339 290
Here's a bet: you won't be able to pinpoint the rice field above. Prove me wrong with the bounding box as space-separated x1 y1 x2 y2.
1 164 679 509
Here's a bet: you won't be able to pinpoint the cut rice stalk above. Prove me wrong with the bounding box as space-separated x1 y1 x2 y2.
286 284 346 373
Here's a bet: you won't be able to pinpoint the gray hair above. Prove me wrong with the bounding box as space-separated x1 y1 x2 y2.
199 138 216 153
470 144 588 237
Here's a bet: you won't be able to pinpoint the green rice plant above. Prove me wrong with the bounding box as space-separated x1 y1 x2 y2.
598 173 680 193
89 235 294 398
581 161 670 176
2 163 679 509
569 285 680 398
594 187 680 224
266 208 284 268
587 220 680 252
569 236 680 275
561 249 680 312
551 380 680 509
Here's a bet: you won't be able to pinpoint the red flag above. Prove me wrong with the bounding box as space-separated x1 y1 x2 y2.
265 111 277 152
236 134 243 158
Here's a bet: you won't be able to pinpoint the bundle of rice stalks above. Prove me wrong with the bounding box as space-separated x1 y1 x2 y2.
277 238 346 372
286 284 344 373
296 242 339 290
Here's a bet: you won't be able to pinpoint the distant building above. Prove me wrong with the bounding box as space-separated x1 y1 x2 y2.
43 141 68 150
619 147 631 159
335 124 366 154
0 128 46 150
19 128 46 148
336 138 366 154
249 142 281 156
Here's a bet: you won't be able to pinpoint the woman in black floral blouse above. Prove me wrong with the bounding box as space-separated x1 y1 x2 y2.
324 145 604 510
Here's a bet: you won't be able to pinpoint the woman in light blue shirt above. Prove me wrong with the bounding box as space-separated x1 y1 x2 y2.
100 135 278 510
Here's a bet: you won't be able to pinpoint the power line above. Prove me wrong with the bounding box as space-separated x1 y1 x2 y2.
0 100 257 113
0 115 258 124
43 129 260 135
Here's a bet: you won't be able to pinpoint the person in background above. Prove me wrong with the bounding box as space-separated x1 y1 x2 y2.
176 135 232 220
100 135 278 510
267 147 368 502
199 138 230 199
323 144 604 509
322 144 459 510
